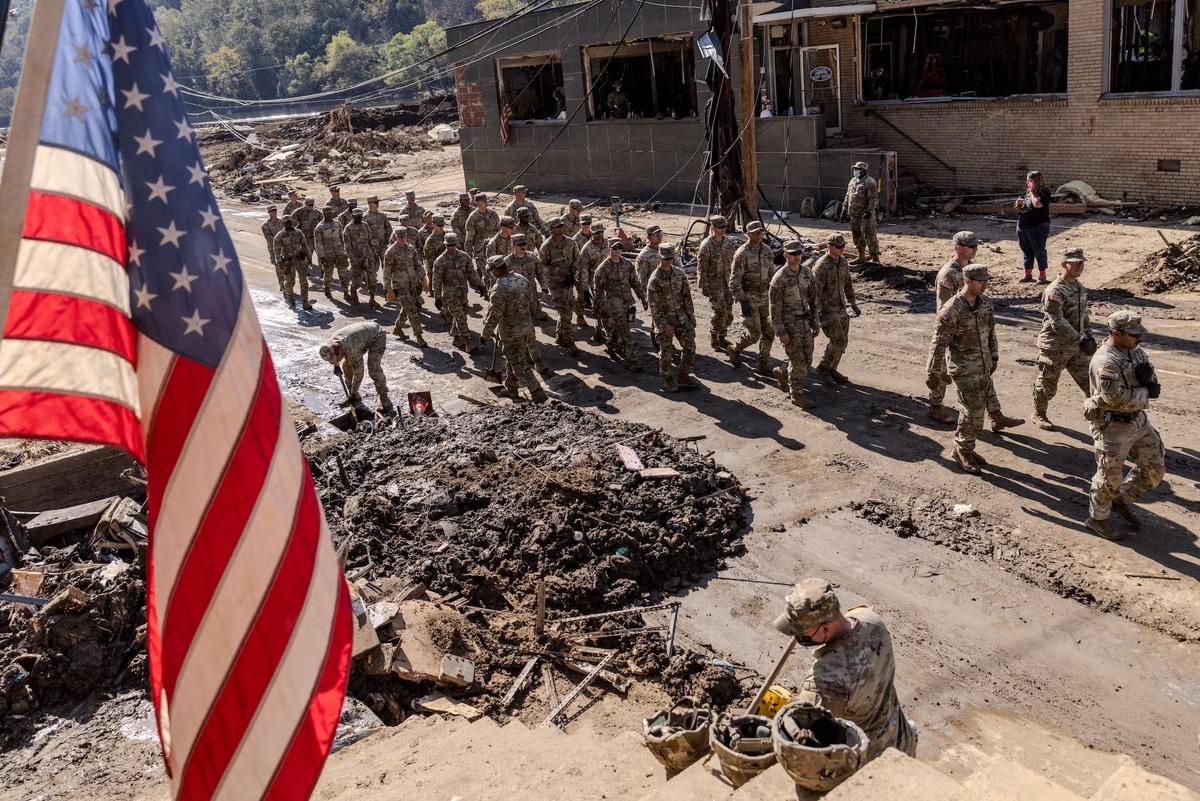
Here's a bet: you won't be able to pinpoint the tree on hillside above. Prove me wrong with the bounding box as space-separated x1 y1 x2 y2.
383 21 450 92
426 0 482 26
476 0 521 20
321 30 383 89
204 45 257 98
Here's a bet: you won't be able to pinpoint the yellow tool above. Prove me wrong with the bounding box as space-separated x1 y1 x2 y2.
755 685 792 718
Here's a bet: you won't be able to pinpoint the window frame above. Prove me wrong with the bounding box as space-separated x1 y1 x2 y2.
580 33 699 122
495 51 566 124
1103 0 1199 97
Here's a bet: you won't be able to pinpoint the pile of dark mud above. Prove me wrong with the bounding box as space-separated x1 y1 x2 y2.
306 403 750 615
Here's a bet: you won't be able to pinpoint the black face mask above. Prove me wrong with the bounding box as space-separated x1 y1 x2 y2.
795 634 819 646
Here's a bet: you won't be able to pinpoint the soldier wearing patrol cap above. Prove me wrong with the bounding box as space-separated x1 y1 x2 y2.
466 194 501 282
484 216 516 290
314 205 350 301
364 196 393 276
812 233 860 384
592 237 645 370
773 578 917 761
842 161 880 265
576 221 607 342
698 215 737 351
729 221 775 373
1032 247 1095 431
451 192 473 241
505 184 549 235
283 189 302 217
562 199 584 238
401 189 425 223
432 232 486 352
647 242 699 391
573 214 593 250
769 239 819 408
635 225 666 296
326 185 349 217
538 217 582 354
292 197 323 267
1083 310 1165 541
337 198 358 229
504 233 550 374
417 210 436 252
482 254 548 403
514 206 544 252
261 205 286 291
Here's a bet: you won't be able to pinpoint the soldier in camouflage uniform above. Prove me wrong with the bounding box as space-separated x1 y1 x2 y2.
396 213 420 246
729 221 775 373
1083 311 1166 541
313 207 350 302
538 218 582 354
343 209 379 307
647 243 699 391
927 264 1008 474
363 196 394 292
514 207 543 253
593 238 645 370
573 215 593 250
337 199 357 229
505 184 549 235
319 321 393 414
424 216 448 267
272 217 313 310
325 185 349 217
450 192 473 241
261 204 285 292
482 255 548 403
401 190 425 223
417 211 436 253
383 229 427 346
291 198 322 268
769 240 820 408
577 223 609 343
635 225 665 296
465 194 501 283
561 199 584 238
504 234 549 375
433 233 486 352
697 215 737 351
842 161 880 265
282 189 302 217
484 216 516 290
812 233 860 384
1032 248 1095 431
774 578 918 762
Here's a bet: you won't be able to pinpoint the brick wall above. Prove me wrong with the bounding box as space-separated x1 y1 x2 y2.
454 62 486 128
808 0 1200 204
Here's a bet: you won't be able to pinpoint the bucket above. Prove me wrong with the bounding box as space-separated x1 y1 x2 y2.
771 701 870 792
642 697 712 772
329 404 376 431
710 711 777 787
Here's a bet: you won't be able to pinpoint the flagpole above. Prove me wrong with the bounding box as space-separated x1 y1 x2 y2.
0 0 66 340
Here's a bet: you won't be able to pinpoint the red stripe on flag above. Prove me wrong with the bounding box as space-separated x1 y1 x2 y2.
0 388 143 457
23 191 127 265
264 575 351 801
4 290 137 362
159 342 278 699
175 475 320 801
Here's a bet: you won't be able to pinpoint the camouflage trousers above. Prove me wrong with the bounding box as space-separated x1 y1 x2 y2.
657 323 696 379
320 255 350 290
819 313 850 370
549 284 576 345
782 327 815 401
501 330 540 393
1033 348 1090 415
705 286 733 343
1088 413 1165 520
392 292 422 337
344 333 390 408
572 287 590 328
928 349 1001 416
272 260 285 292
951 372 992 451
473 252 491 289
442 292 471 344
282 259 309 303
850 213 879 260
734 303 774 359
601 301 636 367
349 257 379 297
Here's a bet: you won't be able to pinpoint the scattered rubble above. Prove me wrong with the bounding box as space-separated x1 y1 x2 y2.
1137 231 1200 293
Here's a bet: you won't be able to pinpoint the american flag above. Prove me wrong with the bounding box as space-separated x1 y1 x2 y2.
0 0 351 798
499 101 513 146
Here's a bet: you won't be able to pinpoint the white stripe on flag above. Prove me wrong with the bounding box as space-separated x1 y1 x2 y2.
30 144 126 220
136 336 176 440
212 518 341 801
0 338 138 409
167 409 304 783
153 290 263 631
15 239 130 313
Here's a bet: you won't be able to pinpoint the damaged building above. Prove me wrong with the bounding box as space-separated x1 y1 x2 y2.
449 0 1200 210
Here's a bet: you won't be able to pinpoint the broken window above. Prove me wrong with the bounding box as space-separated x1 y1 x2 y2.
582 36 698 121
861 2 1070 101
496 54 565 121
1109 0 1200 93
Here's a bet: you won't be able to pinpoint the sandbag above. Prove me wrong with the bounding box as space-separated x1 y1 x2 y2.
642 697 711 771
771 701 870 792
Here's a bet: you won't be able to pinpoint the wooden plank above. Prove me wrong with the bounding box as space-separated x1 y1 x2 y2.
0 447 138 512
639 467 680 479
415 692 483 721
535 580 546 637
24 496 117 545
615 444 643 471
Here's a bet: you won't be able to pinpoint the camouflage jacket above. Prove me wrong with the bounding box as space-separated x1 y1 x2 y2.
450 205 472 241
593 256 644 308
504 252 547 296
402 202 426 222
730 242 774 307
538 235 580 286
647 265 694 330
273 228 308 263
363 210 393 255
769 264 818 335
465 209 501 254
504 199 548 234
572 230 591 251
313 219 346 258
432 249 482 299
1037 278 1090 353
291 206 322 239
424 230 447 265
383 242 425 296
1089 343 1155 414
329 321 384 363
337 207 356 228
843 175 878 217
561 213 582 238
342 221 376 264
486 232 513 262
482 273 535 340
635 245 659 295
928 292 998 378
262 217 284 263
698 234 737 297
935 260 965 311
812 253 857 319
326 197 349 216
578 239 608 291
283 199 302 216
515 222 543 252
417 224 436 252
797 607 916 760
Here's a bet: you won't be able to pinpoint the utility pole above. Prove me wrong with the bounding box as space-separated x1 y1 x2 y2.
705 0 753 226
738 1 758 221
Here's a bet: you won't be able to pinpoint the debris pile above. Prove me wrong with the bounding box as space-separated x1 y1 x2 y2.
201 97 458 200
1139 231 1200 293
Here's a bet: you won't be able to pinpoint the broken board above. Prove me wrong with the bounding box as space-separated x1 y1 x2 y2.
415 692 482 721
615 444 644 471
25 496 118 546
390 600 476 684
0 447 139 512
639 467 680 479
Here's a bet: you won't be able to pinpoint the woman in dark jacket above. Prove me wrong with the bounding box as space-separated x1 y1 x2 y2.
1015 170 1052 283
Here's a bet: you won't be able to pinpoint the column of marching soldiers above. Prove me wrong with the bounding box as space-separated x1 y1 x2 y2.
264 180 1166 543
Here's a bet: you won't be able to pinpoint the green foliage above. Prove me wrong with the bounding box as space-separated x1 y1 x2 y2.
320 30 383 89
383 21 449 90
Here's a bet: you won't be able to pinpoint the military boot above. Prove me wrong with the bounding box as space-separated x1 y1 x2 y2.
393 326 407 339
791 393 815 409
826 367 849 384
990 413 1025 433
953 447 981 475
530 387 549 403
710 332 721 351
414 333 428 348
349 288 361 306
756 356 772 376
678 372 701 389
499 385 521 399
849 246 867 266
368 291 381 310
729 348 743 368
1032 411 1054 431
663 375 680 393
590 330 606 345
1112 496 1141 529
1086 516 1122 541
927 404 954 423
772 366 790 393
324 285 334 300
